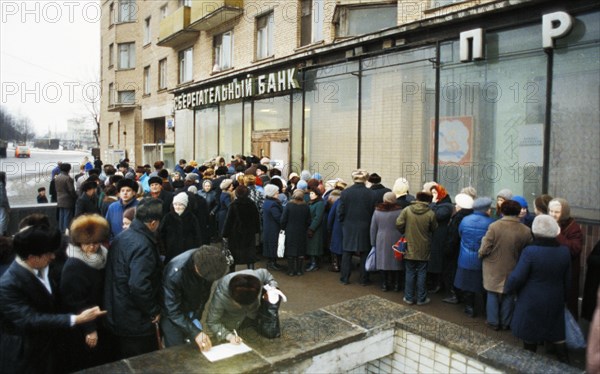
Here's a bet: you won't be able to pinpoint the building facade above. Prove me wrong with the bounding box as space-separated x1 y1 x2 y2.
100 0 599 226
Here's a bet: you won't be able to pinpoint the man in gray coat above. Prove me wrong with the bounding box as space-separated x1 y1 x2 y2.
54 163 77 233
338 170 376 285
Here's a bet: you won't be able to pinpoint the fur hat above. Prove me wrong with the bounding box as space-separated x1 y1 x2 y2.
148 176 163 186
496 189 513 201
220 179 233 190
472 197 493 212
117 178 138 192
368 173 382 184
351 169 369 183
297 180 308 190
264 184 279 198
392 178 410 197
173 192 188 208
70 214 110 246
185 173 200 183
512 195 528 209
454 193 474 209
288 172 299 180
532 215 560 238
81 180 97 192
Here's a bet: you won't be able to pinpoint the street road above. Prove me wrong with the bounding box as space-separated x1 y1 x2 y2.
0 146 92 206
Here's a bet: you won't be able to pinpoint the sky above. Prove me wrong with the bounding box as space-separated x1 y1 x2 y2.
0 0 100 136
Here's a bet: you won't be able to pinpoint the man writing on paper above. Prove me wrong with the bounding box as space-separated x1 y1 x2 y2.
161 246 229 351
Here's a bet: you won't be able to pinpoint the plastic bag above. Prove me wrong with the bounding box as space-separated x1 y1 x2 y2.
565 307 586 349
257 291 281 338
221 238 234 266
392 236 407 261
365 246 376 272
277 230 286 258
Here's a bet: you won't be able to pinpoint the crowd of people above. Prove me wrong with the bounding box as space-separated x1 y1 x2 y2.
0 153 599 372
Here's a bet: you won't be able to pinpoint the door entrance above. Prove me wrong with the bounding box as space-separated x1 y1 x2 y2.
251 130 290 175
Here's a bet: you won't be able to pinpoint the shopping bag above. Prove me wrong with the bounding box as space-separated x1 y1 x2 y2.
565 307 586 349
365 246 376 271
392 236 407 261
277 230 286 258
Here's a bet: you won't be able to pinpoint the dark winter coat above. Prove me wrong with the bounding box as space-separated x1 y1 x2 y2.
216 192 232 235
145 190 174 217
457 212 494 271
104 219 162 337
396 201 438 261
338 183 376 253
162 249 213 340
428 196 453 274
306 199 325 256
262 197 283 258
327 199 343 255
222 197 260 265
187 192 210 245
370 184 391 205
55 171 77 209
370 203 403 271
445 208 473 260
556 218 583 319
582 240 600 321
281 200 310 257
0 261 71 374
396 194 415 210
159 208 202 265
75 193 100 218
504 239 570 343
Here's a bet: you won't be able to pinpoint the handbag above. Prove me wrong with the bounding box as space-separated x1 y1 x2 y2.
565 307 586 349
277 230 286 258
256 290 281 338
392 235 407 261
221 238 234 266
365 246 377 272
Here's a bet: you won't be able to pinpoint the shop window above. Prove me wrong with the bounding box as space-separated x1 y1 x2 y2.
213 31 233 72
143 66 150 95
179 47 193 83
158 59 167 90
118 42 135 69
144 17 151 45
254 96 290 131
118 0 136 23
301 0 324 46
219 102 243 159
195 107 218 161
256 12 274 60
335 3 397 38
118 90 135 104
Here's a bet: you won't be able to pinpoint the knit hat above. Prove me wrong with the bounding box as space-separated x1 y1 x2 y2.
392 178 410 197
351 169 369 183
496 189 513 201
383 191 397 204
81 180 97 192
185 173 200 183
297 180 308 190
123 207 136 222
422 181 438 193
312 172 323 181
472 197 493 212
460 186 477 199
220 179 233 190
454 193 474 210
532 215 560 238
148 176 163 186
260 157 271 165
300 170 311 181
264 184 279 198
512 195 528 209
173 192 188 208
188 185 198 194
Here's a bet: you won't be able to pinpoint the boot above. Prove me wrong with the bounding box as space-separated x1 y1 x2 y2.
287 258 295 276
393 271 403 292
523 342 537 352
267 258 282 271
553 342 569 364
329 254 340 272
463 292 476 318
306 256 319 272
296 257 304 276
381 271 389 292
442 289 460 304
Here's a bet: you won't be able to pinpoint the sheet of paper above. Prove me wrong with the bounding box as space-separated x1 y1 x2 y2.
202 342 252 362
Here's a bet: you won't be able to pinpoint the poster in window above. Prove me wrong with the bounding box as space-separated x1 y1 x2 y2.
431 116 473 164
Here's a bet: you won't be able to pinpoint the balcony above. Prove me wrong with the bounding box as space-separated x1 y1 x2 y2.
108 103 137 112
157 6 199 48
188 0 244 31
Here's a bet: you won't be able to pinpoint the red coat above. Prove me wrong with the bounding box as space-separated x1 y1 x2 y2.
556 218 583 319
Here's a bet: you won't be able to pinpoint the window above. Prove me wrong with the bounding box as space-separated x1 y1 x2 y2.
144 17 151 45
143 66 150 95
108 122 113 145
109 3 115 25
178 47 193 83
213 31 233 71
160 4 167 19
336 4 397 37
108 83 114 105
108 43 114 68
118 90 135 104
301 0 324 46
158 59 167 90
118 0 136 22
256 12 274 60
118 42 135 69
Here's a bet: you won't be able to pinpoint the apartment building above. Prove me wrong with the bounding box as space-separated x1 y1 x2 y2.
100 0 599 224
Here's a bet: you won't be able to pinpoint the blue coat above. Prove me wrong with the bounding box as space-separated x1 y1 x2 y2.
105 198 139 240
327 199 343 255
262 197 283 258
457 212 494 270
504 239 571 343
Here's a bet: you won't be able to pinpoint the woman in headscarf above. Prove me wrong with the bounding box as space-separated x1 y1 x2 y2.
427 184 454 294
370 192 403 291
504 215 571 363
548 198 584 319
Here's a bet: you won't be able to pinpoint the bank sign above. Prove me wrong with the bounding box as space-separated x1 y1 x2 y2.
174 68 300 111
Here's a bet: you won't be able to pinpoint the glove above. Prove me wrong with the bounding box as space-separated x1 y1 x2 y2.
263 284 287 304
307 229 315 238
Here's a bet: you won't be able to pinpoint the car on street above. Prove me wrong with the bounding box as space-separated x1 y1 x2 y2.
15 145 31 158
